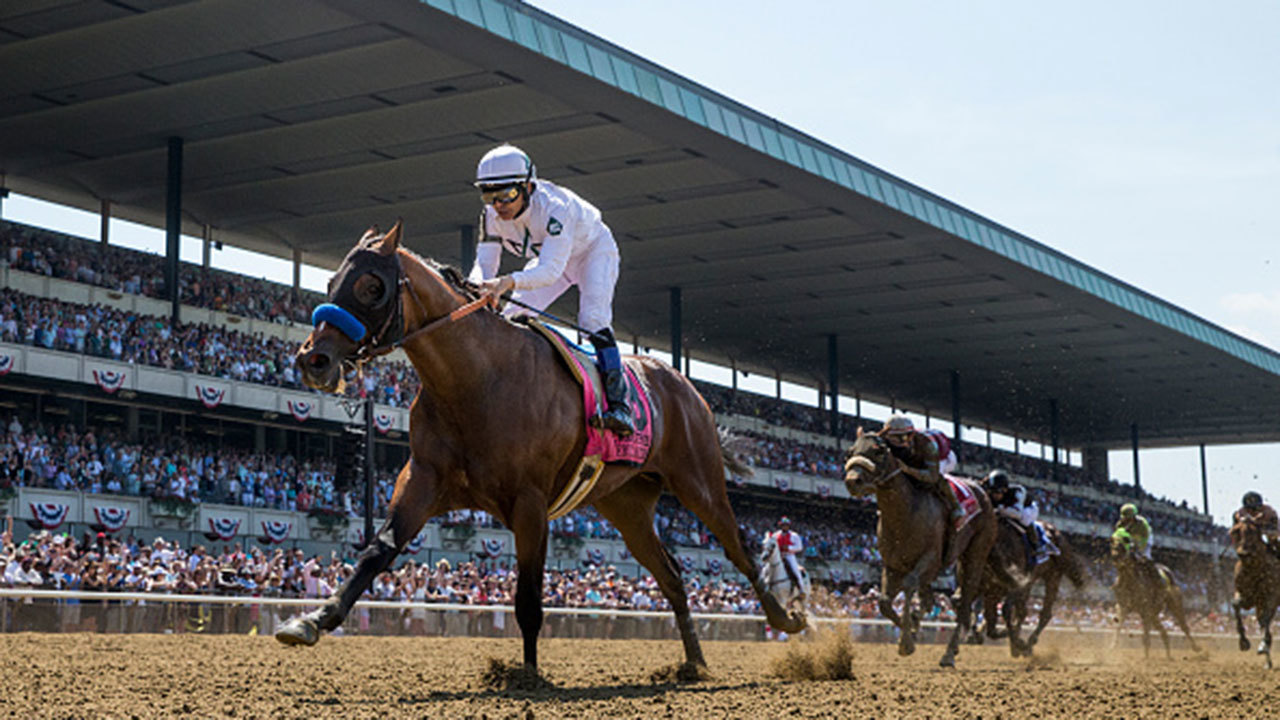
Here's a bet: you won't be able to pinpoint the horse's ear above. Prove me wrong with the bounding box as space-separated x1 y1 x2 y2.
377 219 403 255
359 225 380 243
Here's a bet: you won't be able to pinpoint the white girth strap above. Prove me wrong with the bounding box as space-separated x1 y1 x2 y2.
547 454 605 521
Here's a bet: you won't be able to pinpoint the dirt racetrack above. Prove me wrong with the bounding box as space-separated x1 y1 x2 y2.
0 632 1275 719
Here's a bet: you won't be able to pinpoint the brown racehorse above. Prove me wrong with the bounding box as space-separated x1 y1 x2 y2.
843 428 1002 667
976 518 1086 657
1109 531 1200 658
1229 519 1280 669
274 223 804 673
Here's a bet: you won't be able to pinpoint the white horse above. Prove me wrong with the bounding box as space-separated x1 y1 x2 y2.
759 533 811 623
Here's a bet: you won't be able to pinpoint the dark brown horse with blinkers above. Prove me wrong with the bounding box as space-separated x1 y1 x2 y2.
1230 518 1280 668
843 428 1003 667
275 222 804 673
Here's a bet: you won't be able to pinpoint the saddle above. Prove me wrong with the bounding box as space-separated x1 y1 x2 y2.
528 321 657 519
945 475 982 531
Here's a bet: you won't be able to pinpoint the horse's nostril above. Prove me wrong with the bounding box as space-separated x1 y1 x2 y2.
308 352 330 371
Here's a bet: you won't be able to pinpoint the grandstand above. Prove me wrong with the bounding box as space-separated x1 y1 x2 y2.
0 0 1254 634
1 217 1232 620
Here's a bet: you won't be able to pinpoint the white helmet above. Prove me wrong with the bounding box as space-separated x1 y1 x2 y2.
475 144 536 187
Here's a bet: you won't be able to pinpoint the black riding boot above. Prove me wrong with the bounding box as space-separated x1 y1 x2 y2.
598 367 636 436
590 328 635 437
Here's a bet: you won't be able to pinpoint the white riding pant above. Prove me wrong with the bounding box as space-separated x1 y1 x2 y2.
938 451 958 475
782 552 803 583
503 234 619 333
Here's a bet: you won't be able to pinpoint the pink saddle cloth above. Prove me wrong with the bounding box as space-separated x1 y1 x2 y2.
947 475 982 531
533 323 655 465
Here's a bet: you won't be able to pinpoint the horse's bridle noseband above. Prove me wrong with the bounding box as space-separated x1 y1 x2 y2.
848 436 904 488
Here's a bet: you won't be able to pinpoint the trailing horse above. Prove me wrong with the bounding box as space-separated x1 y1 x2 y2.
843 428 1005 667
275 222 804 673
1230 519 1280 669
1109 530 1199 658
758 532 811 625
976 518 1086 657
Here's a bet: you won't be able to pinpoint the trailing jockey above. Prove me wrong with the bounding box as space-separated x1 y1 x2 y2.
880 415 965 528
984 469 1059 566
1115 503 1157 575
468 144 634 436
771 516 805 593
1234 491 1280 558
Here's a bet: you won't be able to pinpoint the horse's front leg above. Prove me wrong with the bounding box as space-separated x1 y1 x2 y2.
509 488 550 670
1026 573 1059 650
1234 593 1251 652
277 457 443 646
1258 602 1275 668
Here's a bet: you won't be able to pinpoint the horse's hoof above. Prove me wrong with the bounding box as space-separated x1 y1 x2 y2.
939 654 956 668
275 616 321 647
898 642 915 657
1258 642 1270 655
1240 638 1252 652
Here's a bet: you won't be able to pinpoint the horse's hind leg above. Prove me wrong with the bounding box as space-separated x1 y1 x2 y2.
658 436 803 633
1167 592 1200 653
594 477 706 668
276 458 442 647
1233 594 1251 652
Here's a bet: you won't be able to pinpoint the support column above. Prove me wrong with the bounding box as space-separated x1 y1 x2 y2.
1049 398 1060 482
669 287 682 373
99 199 111 246
0 187 8 217
1200 444 1209 515
730 359 738 394
125 406 139 442
460 224 475 273
201 225 212 268
1130 422 1141 489
775 370 782 400
164 136 184 325
254 424 266 453
1083 445 1109 484
950 369 961 459
854 391 861 421
292 247 302 301
827 334 840 437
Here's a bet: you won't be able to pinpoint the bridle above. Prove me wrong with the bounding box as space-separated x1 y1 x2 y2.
846 435 904 488
339 253 493 369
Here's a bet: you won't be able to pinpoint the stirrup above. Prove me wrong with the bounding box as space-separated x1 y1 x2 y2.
595 408 634 436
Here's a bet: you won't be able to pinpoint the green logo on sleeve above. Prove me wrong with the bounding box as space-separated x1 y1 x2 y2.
547 217 563 236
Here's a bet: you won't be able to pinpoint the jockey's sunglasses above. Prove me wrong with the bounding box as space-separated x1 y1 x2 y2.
480 185 522 206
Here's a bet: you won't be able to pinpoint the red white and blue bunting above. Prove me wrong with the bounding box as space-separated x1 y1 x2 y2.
405 530 427 554
704 558 723 576
830 568 842 583
195 385 227 409
774 476 791 493
617 547 631 561
92 369 127 394
287 400 313 422
207 517 242 541
260 520 292 544
30 502 71 530
374 412 395 434
481 537 505 558
679 555 696 574
816 483 831 498
586 547 605 566
350 528 365 549
92 506 130 532
0 354 13 375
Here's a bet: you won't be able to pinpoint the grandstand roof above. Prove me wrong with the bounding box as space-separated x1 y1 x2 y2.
3 0 1279 450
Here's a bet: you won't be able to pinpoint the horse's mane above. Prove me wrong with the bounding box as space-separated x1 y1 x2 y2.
399 247 481 302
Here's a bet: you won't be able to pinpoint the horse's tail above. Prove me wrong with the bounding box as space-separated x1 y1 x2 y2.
718 428 754 478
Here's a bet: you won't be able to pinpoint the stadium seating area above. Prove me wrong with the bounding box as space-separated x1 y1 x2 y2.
0 218 1233 627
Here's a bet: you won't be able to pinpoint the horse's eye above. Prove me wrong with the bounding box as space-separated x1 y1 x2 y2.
353 274 385 306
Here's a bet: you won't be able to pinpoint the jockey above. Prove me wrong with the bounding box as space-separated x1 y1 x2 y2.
771 516 805 592
984 469 1058 564
880 415 964 527
468 144 634 436
1234 491 1280 551
1116 503 1153 560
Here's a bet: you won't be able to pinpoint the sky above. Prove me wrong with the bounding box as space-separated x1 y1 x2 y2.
4 0 1278 527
